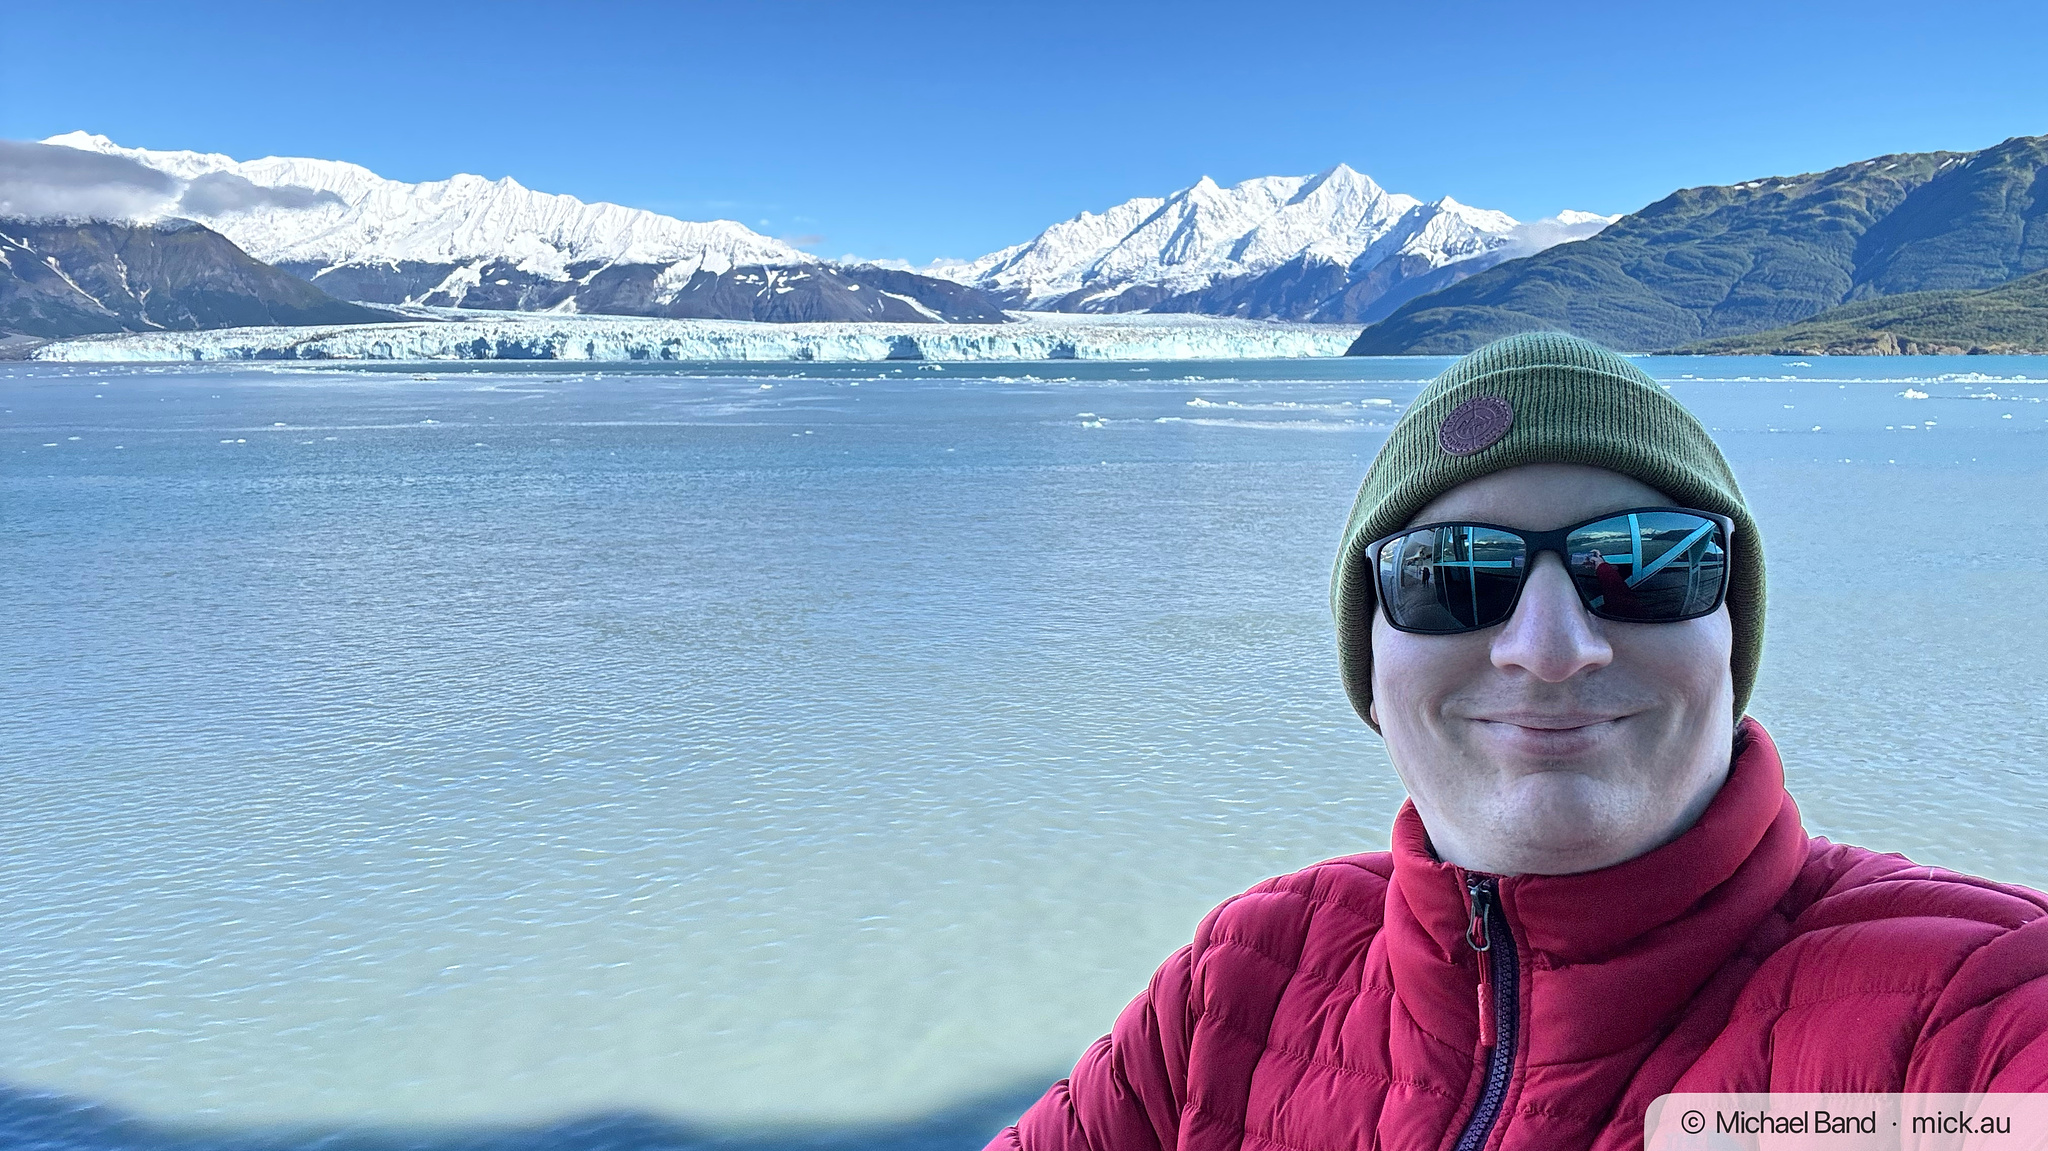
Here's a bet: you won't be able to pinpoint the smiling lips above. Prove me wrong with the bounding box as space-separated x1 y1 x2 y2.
1474 713 1628 754
1484 713 1624 731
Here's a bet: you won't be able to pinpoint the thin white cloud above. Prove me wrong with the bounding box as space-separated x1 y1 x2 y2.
0 140 179 220
177 171 343 214
1494 211 1618 260
0 140 342 222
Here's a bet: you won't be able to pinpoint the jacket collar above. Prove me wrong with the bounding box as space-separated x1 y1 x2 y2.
1383 717 1808 1059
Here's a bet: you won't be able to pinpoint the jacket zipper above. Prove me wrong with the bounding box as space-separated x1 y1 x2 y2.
1450 874 1518 1151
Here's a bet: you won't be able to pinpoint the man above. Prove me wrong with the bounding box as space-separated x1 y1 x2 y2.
989 333 2048 1151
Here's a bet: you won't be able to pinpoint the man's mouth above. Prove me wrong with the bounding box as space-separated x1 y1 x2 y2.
1479 712 1624 731
1470 712 1627 752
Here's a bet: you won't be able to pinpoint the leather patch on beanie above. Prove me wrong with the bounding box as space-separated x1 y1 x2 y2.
1438 396 1514 456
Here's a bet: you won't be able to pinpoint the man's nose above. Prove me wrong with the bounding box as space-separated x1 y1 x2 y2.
1490 552 1613 681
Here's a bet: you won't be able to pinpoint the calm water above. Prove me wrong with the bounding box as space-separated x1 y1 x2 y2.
3 356 2046 1146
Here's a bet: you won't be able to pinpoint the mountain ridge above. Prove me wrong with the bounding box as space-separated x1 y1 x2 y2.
40 131 809 273
927 166 1612 323
30 134 1004 324
26 135 1614 331
0 217 389 338
1348 135 2048 354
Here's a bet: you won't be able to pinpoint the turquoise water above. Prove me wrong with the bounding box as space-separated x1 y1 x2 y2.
2 356 2045 1147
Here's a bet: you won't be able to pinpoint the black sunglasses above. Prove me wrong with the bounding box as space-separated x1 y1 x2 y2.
1366 507 1734 635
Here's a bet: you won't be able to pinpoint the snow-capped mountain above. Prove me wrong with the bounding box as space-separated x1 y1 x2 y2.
31 133 1003 324
41 131 806 276
20 136 1608 330
929 166 1614 323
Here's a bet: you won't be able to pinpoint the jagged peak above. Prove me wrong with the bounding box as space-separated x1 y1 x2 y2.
1316 162 1379 188
1423 195 1520 229
1551 209 1620 226
42 131 118 151
1294 163 1387 204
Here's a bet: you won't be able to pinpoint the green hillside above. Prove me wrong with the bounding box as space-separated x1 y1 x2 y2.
1348 134 2048 355
1678 269 2048 354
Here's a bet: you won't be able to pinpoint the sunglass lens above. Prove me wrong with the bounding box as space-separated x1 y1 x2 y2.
1564 512 1726 621
1377 525 1527 632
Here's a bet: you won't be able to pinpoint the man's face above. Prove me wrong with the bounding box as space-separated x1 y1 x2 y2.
1370 463 1736 876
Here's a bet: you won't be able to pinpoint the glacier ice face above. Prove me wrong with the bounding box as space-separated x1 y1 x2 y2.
38 132 806 274
33 311 1358 363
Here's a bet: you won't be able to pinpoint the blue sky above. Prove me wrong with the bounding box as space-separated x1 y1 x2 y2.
7 0 2047 263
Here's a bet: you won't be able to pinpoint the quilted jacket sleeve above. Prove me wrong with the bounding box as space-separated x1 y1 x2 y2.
985 940 1198 1151
1910 914 2048 1090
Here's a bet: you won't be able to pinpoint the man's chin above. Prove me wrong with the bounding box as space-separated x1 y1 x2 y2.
1481 773 1644 874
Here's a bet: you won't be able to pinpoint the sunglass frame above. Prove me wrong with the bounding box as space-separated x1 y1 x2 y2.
1364 506 1737 635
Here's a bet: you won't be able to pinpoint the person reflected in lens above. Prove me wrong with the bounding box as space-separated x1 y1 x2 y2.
1588 548 1637 614
991 332 2048 1151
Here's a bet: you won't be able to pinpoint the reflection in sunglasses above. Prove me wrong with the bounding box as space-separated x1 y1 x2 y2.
1374 509 1730 633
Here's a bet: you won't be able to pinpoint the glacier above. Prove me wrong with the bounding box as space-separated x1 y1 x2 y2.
32 311 1358 363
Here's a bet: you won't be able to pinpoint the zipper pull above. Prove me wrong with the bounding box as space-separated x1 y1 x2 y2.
1465 874 1496 1050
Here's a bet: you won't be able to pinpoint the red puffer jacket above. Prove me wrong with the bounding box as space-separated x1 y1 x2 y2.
992 720 2048 1151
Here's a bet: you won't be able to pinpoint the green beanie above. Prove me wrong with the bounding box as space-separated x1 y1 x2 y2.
1332 331 1766 725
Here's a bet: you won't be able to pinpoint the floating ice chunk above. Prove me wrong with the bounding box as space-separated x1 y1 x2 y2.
1155 416 1366 431
1900 388 1930 399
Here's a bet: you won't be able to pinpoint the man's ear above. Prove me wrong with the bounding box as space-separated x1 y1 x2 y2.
1368 701 1380 730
